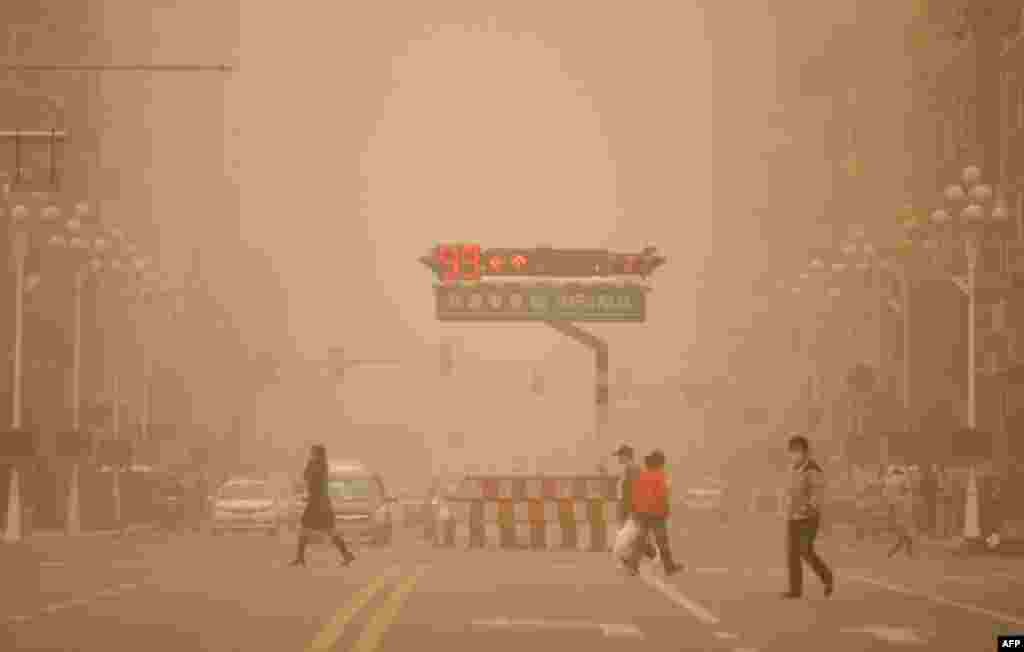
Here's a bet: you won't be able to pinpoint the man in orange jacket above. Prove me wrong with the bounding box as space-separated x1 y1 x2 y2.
624 449 682 576
614 445 656 560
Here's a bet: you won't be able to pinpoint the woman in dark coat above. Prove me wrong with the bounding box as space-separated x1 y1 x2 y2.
290 445 356 567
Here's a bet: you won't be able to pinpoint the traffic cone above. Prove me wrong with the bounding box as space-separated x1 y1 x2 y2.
962 467 982 547
3 468 22 543
66 463 81 536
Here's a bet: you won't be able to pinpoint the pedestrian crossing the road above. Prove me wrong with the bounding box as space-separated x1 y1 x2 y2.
8 523 1024 652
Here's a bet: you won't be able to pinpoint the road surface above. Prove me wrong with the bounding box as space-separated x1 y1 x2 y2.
3 517 1022 651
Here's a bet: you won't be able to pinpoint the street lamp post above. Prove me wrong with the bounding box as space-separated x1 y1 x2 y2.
53 211 156 533
927 165 1010 430
5 200 60 429
10 216 28 431
834 232 886 463
41 201 111 536
4 195 84 541
924 165 1010 549
52 202 99 434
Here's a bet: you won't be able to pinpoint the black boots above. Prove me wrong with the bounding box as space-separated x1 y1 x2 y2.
332 535 356 566
291 533 355 567
290 534 309 566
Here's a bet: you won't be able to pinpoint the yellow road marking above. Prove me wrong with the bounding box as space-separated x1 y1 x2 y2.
351 565 429 652
305 567 398 652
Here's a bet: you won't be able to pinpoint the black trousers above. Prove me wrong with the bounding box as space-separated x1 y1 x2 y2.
628 513 676 570
786 517 832 595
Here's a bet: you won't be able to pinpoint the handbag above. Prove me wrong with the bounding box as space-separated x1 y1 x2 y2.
613 517 640 561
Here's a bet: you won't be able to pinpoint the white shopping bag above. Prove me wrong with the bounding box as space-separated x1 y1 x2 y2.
612 518 639 561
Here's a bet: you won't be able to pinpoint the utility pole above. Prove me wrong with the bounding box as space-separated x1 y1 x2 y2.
544 322 608 460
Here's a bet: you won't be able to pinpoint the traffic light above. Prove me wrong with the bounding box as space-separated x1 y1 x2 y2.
608 247 666 278
420 244 667 280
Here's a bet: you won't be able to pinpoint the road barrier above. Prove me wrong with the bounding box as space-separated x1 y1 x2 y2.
433 475 619 551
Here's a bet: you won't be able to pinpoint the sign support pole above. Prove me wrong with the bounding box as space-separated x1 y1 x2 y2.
544 322 609 463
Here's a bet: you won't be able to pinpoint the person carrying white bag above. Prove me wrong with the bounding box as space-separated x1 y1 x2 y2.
613 516 640 562
621 450 683 576
613 445 657 560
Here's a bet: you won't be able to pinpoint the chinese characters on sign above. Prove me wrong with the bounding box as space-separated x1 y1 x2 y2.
435 285 647 322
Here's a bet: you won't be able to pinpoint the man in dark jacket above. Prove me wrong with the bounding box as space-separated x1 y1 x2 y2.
781 435 834 599
614 445 656 559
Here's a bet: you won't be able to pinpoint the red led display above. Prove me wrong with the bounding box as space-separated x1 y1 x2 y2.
436 244 482 282
424 246 662 279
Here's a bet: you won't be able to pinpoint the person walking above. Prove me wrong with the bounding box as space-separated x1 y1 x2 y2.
613 445 656 560
781 435 834 599
885 466 916 558
623 450 683 576
289 445 355 567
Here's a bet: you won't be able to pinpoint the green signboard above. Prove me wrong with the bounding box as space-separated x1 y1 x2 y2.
435 284 647 322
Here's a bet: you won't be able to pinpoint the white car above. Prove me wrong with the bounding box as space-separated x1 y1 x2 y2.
211 478 285 535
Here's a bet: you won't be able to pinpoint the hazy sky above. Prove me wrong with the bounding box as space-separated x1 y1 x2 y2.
243 3 713 380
